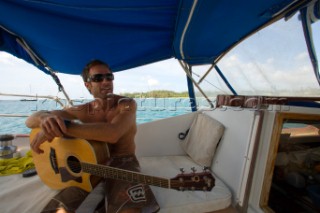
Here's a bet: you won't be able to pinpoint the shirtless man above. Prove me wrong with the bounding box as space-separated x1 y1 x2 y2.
26 60 159 213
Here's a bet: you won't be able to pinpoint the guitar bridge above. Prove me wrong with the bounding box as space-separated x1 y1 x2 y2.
49 147 59 174
59 167 83 183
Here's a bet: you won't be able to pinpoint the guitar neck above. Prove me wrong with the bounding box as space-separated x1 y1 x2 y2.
30 128 215 192
81 162 170 189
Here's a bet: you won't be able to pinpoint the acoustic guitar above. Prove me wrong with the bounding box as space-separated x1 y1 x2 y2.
30 128 215 192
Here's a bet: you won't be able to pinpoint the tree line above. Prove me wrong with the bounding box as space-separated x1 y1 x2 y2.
120 90 189 98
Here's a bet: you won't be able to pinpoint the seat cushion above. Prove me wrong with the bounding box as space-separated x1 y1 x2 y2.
180 113 225 167
138 155 232 213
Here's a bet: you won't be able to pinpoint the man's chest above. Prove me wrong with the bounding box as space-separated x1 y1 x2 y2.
80 109 119 123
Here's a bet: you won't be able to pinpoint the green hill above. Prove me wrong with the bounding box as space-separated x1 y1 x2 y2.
120 90 189 98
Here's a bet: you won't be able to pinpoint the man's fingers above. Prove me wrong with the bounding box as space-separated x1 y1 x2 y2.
33 146 44 154
41 124 56 139
31 137 44 154
40 116 64 138
56 118 67 134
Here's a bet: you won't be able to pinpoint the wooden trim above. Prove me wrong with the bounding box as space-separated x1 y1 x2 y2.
259 112 320 212
259 112 283 212
216 95 320 108
238 111 264 213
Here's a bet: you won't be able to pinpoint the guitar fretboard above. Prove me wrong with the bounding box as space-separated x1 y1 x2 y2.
81 162 170 188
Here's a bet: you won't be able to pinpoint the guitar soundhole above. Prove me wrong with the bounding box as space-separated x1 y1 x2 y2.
67 156 81 173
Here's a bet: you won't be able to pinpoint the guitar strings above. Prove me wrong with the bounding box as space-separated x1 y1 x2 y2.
52 157 170 188
49 156 213 190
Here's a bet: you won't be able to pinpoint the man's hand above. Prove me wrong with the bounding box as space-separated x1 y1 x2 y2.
30 130 49 154
39 114 67 141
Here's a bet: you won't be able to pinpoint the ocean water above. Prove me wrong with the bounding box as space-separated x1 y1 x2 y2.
0 98 196 134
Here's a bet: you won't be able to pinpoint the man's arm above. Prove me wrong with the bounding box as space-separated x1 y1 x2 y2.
25 109 76 139
29 99 137 154
63 99 137 143
25 110 73 128
26 106 82 154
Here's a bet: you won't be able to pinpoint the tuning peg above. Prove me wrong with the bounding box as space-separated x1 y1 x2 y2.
203 166 210 171
191 167 197 173
180 168 185 173
204 176 212 186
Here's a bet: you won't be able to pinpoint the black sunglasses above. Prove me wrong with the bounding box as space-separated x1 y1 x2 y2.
88 73 114 82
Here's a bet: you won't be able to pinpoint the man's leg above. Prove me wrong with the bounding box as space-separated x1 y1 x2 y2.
41 187 89 213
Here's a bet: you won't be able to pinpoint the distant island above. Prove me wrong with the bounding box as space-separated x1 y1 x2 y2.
120 90 189 98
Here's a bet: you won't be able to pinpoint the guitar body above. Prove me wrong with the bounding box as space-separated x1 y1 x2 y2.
30 129 215 192
30 128 109 192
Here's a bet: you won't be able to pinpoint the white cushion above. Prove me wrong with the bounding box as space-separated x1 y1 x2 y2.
139 155 231 213
180 113 225 167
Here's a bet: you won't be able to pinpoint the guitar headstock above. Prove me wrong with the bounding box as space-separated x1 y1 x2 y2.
170 168 215 191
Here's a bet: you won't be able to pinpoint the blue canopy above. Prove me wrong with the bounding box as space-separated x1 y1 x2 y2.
0 0 313 75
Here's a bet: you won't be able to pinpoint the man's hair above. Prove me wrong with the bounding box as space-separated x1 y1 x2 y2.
81 59 111 82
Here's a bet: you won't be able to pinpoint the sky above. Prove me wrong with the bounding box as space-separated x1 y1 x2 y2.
0 14 319 100
0 53 189 100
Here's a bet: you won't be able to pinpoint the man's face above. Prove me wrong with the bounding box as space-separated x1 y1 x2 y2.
85 64 114 99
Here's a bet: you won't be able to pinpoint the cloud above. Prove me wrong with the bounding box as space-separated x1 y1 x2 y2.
0 52 15 65
0 52 33 67
216 48 319 96
147 77 159 86
114 59 187 93
295 52 309 61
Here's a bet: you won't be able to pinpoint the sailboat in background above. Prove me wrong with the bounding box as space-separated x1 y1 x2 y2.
20 98 37 101
20 85 37 101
